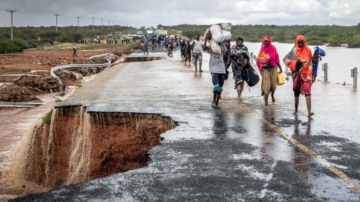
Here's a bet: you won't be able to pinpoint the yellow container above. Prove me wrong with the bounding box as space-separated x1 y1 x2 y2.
277 72 285 86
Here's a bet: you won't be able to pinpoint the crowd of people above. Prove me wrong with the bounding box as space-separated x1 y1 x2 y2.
186 34 323 117
141 35 179 55
140 32 323 117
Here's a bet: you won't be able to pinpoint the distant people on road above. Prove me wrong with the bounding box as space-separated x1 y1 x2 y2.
72 48 77 57
283 35 314 117
228 37 249 99
168 42 174 57
142 35 149 55
204 40 228 109
180 39 186 60
192 34 203 72
256 35 282 105
184 40 192 66
151 36 156 51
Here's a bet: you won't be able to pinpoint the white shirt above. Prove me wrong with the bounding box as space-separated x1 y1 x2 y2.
193 40 203 53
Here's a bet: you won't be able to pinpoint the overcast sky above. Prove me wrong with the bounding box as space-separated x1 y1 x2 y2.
0 0 359 28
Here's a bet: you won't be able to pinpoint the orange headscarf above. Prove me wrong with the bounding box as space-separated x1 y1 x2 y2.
285 35 313 81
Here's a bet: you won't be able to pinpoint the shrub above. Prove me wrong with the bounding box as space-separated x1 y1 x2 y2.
348 35 360 48
42 111 52 125
0 40 26 53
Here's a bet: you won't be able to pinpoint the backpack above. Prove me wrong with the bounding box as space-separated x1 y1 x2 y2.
242 64 260 87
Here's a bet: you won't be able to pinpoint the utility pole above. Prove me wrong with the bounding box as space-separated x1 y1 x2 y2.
77 17 80 33
54 14 60 32
7 10 16 40
108 20 110 29
101 18 103 30
92 17 94 31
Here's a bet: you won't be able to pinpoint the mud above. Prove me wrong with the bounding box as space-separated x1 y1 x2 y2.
3 106 176 198
0 46 131 75
0 73 59 102
0 84 41 102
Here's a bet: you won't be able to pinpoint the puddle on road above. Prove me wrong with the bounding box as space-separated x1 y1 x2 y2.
1 106 177 199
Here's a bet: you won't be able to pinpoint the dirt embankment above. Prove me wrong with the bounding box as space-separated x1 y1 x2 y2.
0 46 131 75
0 73 59 102
0 46 130 102
22 106 176 189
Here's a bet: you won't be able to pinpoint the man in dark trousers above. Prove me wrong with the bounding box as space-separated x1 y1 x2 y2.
73 48 77 57
180 39 186 60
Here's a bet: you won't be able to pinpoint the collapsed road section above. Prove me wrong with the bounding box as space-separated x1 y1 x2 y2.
2 105 177 196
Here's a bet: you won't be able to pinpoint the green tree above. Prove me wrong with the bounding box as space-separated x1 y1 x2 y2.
39 31 61 41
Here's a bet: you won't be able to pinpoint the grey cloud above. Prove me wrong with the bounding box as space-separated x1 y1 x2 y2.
0 0 359 28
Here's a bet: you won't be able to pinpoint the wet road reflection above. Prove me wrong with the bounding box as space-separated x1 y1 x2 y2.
212 111 228 139
292 117 312 179
260 107 276 161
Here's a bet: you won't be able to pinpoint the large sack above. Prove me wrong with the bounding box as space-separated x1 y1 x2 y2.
221 23 232 31
210 25 223 43
242 65 260 87
221 30 232 41
204 29 212 40
209 39 221 55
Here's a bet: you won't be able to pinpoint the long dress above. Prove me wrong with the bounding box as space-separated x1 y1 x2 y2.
228 45 249 88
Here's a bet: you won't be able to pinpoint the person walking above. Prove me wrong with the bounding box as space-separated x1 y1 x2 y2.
283 35 314 117
204 41 228 109
72 47 77 57
142 35 149 55
256 35 282 105
180 39 186 60
184 40 192 66
192 34 203 72
228 37 249 98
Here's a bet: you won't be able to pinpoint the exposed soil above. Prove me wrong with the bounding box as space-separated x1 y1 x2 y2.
0 85 41 102
23 106 177 189
0 45 130 102
0 46 131 75
0 73 59 102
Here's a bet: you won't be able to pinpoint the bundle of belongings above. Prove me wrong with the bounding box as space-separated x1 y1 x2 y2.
204 23 232 54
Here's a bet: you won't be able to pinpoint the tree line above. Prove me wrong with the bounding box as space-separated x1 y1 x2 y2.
168 24 360 48
0 25 136 53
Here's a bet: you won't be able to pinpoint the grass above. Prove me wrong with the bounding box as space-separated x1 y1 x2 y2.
0 69 29 75
42 111 52 125
55 98 62 103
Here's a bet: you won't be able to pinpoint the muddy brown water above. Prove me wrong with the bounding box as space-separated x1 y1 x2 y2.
0 106 176 200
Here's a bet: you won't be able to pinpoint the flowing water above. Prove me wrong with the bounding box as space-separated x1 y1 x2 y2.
0 106 176 200
241 42 360 86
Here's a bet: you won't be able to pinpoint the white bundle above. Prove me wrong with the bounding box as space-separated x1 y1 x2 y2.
209 23 232 43
221 30 232 41
209 39 221 55
210 25 223 43
221 23 232 31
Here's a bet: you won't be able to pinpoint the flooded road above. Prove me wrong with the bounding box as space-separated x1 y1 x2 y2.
11 47 360 201
242 42 360 86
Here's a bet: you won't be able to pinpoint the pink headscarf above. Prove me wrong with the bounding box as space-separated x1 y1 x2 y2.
256 35 280 74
